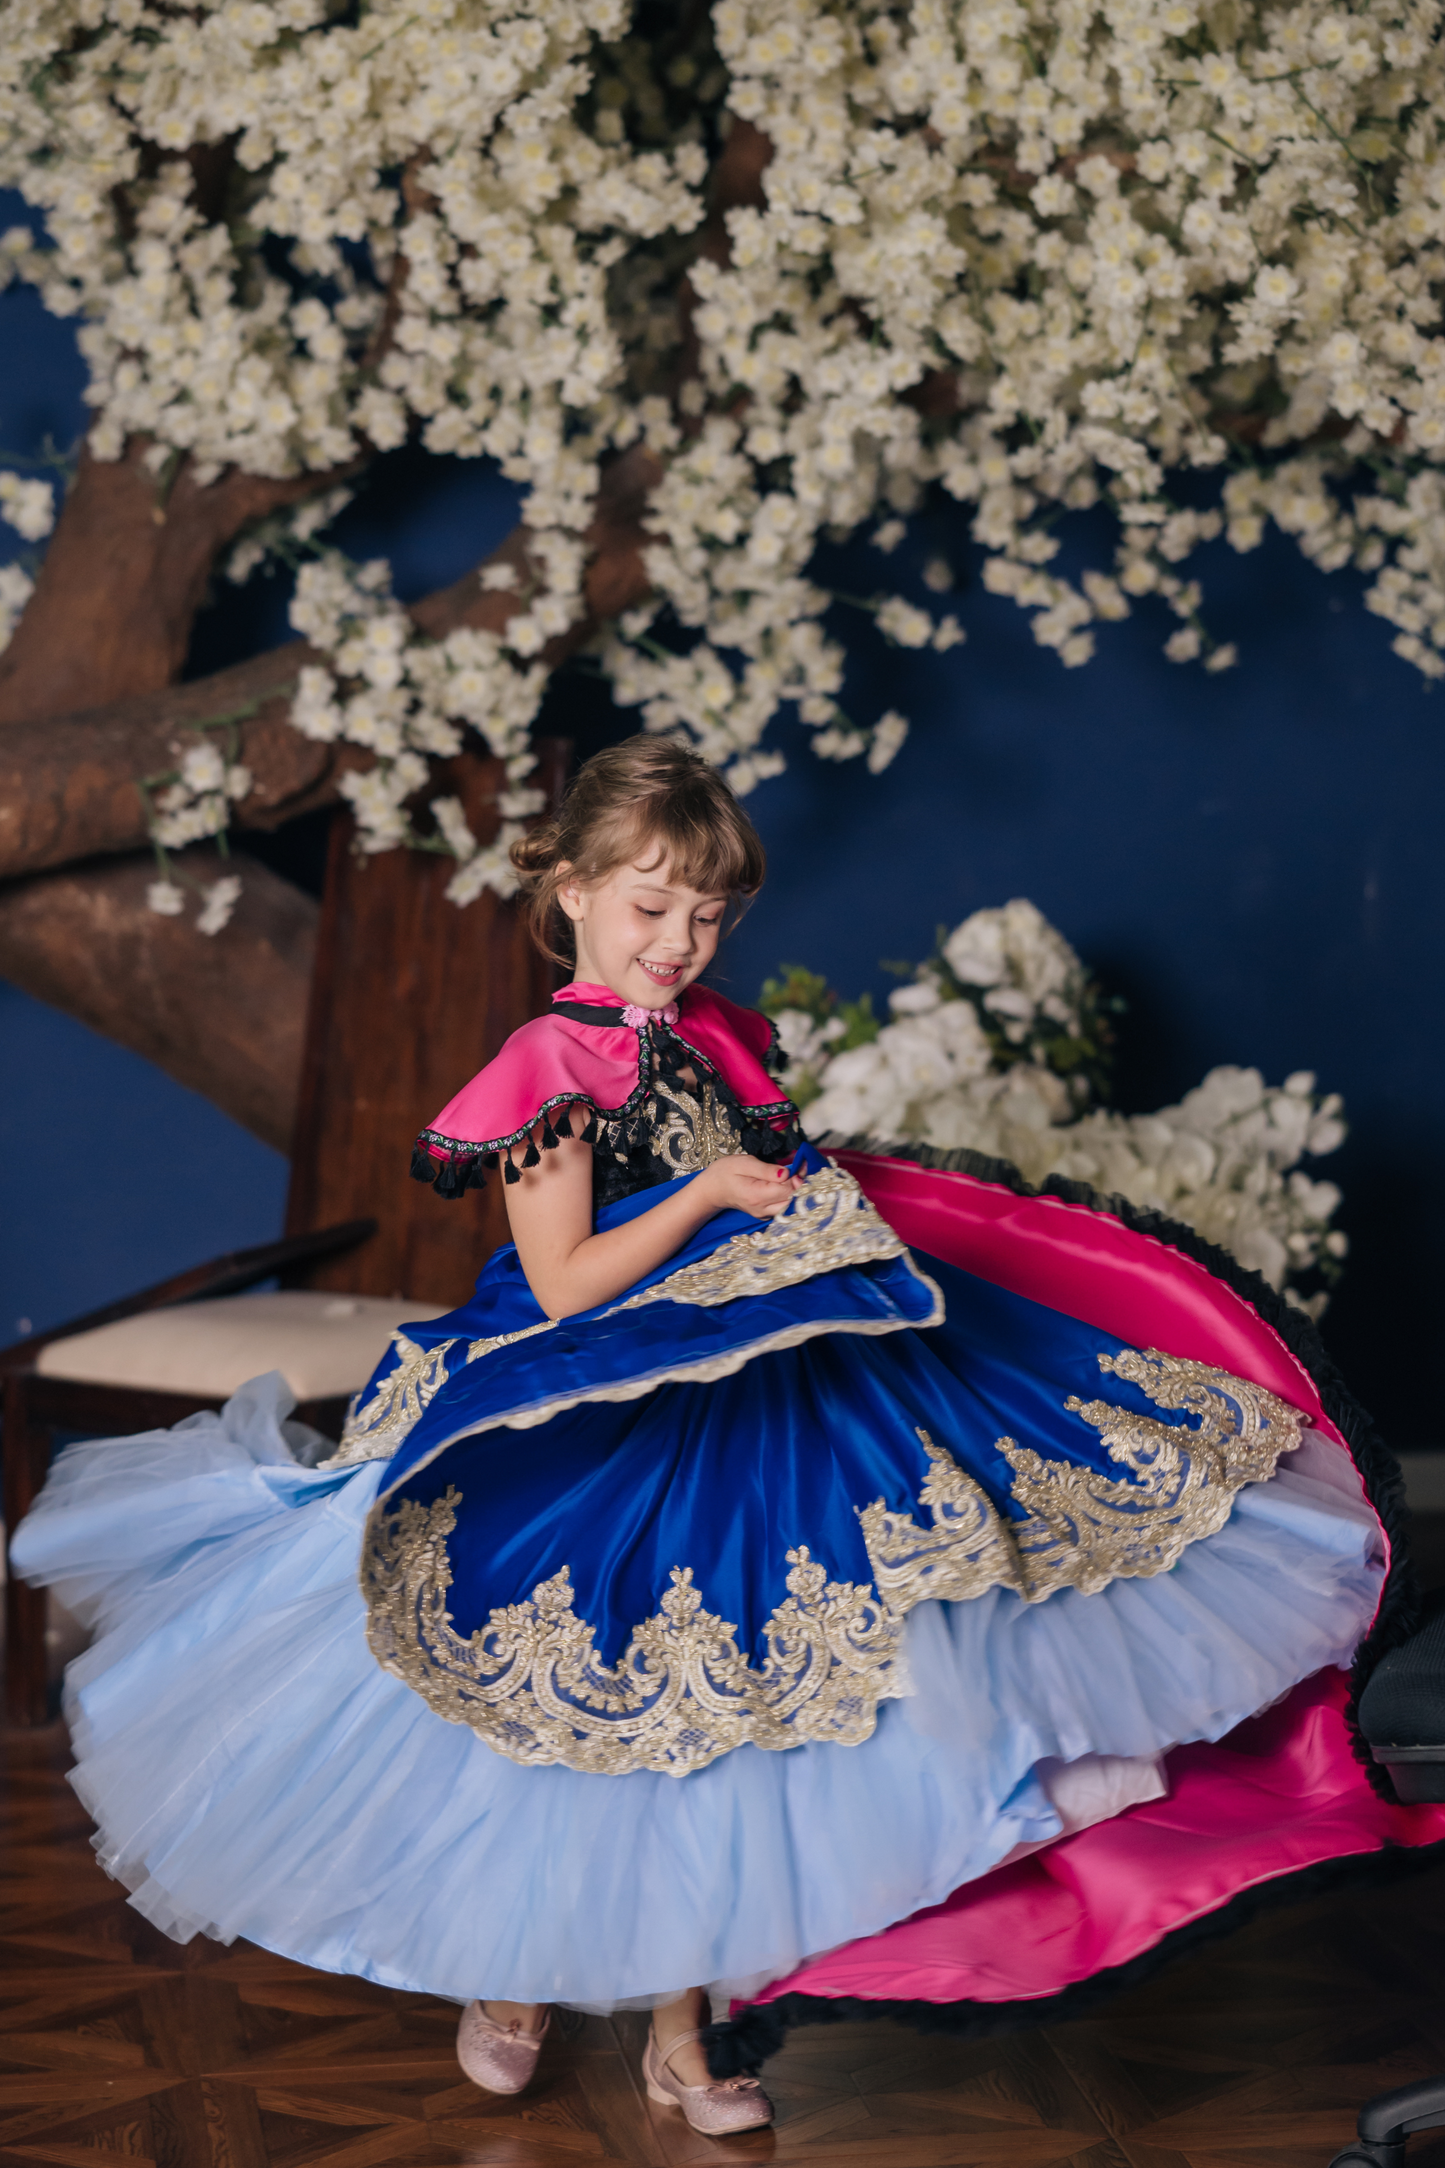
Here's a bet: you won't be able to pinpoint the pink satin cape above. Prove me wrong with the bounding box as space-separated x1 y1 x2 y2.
420 983 785 1160
738 1150 1445 2014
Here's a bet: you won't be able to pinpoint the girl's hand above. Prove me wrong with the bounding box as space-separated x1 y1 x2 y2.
692 1154 804 1220
505 1118 805 1318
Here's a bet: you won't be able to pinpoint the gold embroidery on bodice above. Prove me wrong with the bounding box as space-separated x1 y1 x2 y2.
645 1073 745 1177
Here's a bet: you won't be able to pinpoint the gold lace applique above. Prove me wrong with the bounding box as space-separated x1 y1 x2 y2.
859 1349 1308 1609
362 1344 1306 1773
647 1074 744 1176
363 1488 903 1776
324 1319 560 1468
859 1437 1026 1608
323 1167 925 1471
325 1332 461 1468
616 1163 910 1314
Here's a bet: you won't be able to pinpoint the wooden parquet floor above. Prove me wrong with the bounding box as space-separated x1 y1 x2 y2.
12 1490 1445 2168
7 1719 1445 2168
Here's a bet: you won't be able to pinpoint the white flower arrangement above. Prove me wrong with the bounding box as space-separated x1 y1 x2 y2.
767 900 1348 1315
2 0 1443 894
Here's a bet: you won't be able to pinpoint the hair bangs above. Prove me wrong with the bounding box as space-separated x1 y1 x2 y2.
510 735 767 965
617 786 764 901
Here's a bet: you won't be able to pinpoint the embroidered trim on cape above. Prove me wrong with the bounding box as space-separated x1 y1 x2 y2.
414 1089 799 1174
412 1002 797 1199
859 1349 1307 1607
325 1164 917 1468
360 1346 1306 1775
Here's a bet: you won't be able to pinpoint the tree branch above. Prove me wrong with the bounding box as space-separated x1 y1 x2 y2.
0 846 317 1149
0 440 359 725
0 443 661 884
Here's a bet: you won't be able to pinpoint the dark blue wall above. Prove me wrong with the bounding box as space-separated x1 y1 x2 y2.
3 206 1441 1443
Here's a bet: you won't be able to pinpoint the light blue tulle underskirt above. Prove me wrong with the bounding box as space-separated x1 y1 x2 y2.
11 1373 1383 2011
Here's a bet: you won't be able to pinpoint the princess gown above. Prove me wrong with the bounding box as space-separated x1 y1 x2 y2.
12 981 1443 2055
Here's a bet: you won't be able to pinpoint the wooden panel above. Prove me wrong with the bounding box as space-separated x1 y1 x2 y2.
284 741 568 1306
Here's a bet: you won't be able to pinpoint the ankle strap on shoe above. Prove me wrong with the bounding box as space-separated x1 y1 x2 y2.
655 2024 704 2075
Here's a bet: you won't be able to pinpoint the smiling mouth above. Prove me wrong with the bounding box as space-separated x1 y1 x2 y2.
639 959 685 983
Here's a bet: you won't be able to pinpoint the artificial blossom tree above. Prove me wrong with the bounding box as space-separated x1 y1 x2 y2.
0 0 1442 1145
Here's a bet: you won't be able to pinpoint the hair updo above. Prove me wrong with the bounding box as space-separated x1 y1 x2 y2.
511 735 766 965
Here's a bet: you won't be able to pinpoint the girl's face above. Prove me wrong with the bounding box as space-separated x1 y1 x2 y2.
558 853 727 1008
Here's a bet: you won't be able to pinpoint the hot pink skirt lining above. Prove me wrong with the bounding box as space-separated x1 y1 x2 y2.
742 1156 1445 2012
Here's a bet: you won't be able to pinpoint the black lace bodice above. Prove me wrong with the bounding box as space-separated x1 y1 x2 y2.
591 1067 800 1210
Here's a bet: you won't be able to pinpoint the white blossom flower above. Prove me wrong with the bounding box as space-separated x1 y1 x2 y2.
790 902 1347 1303
179 742 226 795
867 710 909 772
196 875 242 936
146 879 186 917
0 471 54 541
5 0 1444 840
0 560 34 653
431 794 478 862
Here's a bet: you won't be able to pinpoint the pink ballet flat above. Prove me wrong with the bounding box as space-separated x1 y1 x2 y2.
456 2001 551 2094
643 2024 773 2135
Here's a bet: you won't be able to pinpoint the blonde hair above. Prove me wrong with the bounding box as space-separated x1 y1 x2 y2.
511 735 766 965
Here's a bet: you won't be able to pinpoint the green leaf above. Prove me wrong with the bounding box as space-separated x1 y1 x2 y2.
837 993 880 1049
758 964 835 1024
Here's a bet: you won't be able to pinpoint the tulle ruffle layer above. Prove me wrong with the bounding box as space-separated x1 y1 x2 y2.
11 1374 1383 2010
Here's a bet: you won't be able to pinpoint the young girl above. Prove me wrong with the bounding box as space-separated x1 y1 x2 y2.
10 737 1415 2136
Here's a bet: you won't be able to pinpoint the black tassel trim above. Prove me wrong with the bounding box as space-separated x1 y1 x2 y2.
433 1155 468 1200
411 1141 495 1199
521 1137 541 1170
581 1112 599 1144
655 1031 689 1079
541 1118 559 1150
503 1152 520 1185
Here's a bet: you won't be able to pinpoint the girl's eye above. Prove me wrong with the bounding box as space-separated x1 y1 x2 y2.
637 907 665 918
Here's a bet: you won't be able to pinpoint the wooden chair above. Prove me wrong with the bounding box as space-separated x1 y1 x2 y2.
1 742 566 1724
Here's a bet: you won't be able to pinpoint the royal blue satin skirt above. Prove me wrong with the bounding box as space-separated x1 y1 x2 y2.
11 1148 1386 2007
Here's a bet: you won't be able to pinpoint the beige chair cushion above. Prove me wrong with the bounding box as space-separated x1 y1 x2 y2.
35 1291 449 1400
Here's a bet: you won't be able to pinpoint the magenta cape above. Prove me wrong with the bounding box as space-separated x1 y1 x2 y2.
712 1146 1442 2061
412 982 790 1194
